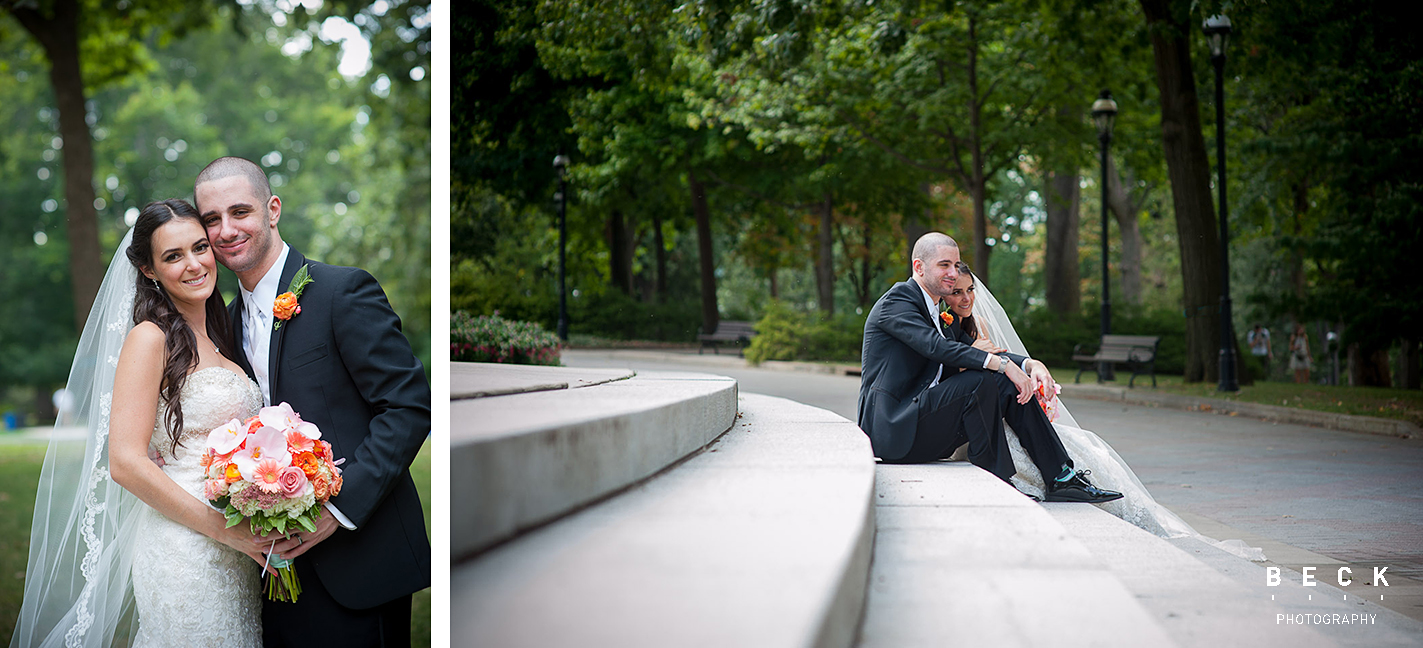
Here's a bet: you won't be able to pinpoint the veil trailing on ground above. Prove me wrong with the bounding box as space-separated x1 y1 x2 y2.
10 229 144 648
967 273 1266 561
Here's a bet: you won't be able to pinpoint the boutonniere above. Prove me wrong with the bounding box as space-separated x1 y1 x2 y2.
272 265 313 330
939 310 954 327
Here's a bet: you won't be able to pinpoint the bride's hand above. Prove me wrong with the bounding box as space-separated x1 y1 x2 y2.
972 337 1006 354
214 523 279 576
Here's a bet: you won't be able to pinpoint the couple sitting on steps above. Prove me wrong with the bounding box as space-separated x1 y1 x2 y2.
859 232 1265 554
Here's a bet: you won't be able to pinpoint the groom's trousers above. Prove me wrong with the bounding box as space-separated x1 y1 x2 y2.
882 370 1010 472
985 372 1073 481
263 557 413 648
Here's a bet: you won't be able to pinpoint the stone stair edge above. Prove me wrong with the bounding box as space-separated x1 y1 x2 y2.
453 392 879 648
451 370 738 559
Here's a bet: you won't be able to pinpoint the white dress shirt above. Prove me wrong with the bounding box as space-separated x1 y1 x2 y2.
238 245 290 407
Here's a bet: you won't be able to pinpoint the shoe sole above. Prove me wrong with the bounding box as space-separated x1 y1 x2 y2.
1044 492 1125 504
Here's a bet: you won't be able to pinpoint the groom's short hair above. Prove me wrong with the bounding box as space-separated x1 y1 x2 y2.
912 232 958 262
195 156 273 204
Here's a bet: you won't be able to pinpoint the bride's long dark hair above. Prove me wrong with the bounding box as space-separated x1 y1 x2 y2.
956 262 980 341
125 199 236 452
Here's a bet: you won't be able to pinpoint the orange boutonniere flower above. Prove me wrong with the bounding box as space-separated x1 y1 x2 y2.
272 265 313 330
940 311 955 327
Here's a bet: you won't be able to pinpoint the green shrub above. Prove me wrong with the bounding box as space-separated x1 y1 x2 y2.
451 311 562 365
570 290 701 342
745 301 865 365
1015 304 1188 375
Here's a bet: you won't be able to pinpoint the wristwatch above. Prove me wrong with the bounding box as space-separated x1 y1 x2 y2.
996 355 1009 373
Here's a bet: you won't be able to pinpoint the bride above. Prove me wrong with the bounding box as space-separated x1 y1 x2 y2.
945 265 1265 560
10 199 269 647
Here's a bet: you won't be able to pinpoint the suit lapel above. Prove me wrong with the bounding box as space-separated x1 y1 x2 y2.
268 249 307 403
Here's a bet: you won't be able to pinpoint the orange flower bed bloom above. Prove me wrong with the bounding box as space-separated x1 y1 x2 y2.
224 463 242 484
312 474 330 501
273 292 301 321
939 311 954 327
244 415 262 435
198 450 212 469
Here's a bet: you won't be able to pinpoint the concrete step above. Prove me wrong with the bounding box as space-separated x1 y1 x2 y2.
451 361 634 399
859 463 1175 647
1047 504 1423 647
451 364 737 558
451 393 877 648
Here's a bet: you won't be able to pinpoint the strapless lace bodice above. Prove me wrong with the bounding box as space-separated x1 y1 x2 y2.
151 367 264 497
133 366 264 648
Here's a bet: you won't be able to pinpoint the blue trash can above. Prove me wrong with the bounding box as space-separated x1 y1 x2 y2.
3 411 17 430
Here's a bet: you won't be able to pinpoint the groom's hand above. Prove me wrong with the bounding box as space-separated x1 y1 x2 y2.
258 512 340 560
1003 359 1034 404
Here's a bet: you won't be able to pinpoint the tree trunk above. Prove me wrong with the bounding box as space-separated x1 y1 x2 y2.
815 193 835 315
768 266 779 299
1348 344 1392 388
903 184 933 277
860 221 873 309
688 170 719 335
966 13 990 282
1401 337 1420 390
10 0 103 334
607 208 634 295
1044 165 1081 314
1289 179 1309 303
1105 156 1144 305
651 209 667 302
1139 0 1223 383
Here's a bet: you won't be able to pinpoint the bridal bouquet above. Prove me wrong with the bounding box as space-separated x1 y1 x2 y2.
1036 382 1062 422
201 402 344 602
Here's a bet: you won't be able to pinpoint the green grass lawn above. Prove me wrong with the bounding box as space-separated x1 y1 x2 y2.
1054 366 1423 427
0 437 433 646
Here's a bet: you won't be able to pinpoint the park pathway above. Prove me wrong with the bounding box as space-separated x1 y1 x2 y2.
563 349 1423 630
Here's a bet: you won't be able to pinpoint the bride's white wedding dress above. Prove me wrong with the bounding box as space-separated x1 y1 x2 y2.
130 367 265 647
955 276 1266 561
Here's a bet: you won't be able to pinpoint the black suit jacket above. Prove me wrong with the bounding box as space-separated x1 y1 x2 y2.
229 247 431 610
857 280 1025 460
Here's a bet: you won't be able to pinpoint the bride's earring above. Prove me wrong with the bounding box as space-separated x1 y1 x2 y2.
151 278 161 291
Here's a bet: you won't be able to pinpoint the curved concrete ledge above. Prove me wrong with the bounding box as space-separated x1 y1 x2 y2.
451 368 737 558
861 463 1174 647
452 393 877 648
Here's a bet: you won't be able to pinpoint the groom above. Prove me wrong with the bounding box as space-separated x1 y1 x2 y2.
195 156 431 647
858 232 1120 503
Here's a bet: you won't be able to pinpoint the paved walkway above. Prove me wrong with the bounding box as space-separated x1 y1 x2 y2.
562 349 1423 627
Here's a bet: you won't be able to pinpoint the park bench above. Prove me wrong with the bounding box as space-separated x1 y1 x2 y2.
698 320 757 356
1072 334 1161 388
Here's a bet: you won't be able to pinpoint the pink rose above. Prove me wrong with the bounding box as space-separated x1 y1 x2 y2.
277 466 309 498
203 478 229 500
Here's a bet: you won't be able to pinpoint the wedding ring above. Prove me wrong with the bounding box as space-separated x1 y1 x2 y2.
296 536 304 546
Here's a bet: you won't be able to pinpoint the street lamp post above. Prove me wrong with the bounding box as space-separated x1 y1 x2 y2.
1092 90 1118 382
1204 15 1238 392
553 154 570 342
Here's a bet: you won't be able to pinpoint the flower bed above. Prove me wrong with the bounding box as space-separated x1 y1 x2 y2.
451 311 562 366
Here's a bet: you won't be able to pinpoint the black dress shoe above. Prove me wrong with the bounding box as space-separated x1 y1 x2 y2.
1045 469 1124 503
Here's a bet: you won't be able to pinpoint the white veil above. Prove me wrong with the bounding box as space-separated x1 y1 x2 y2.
10 229 145 648
968 274 1266 561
